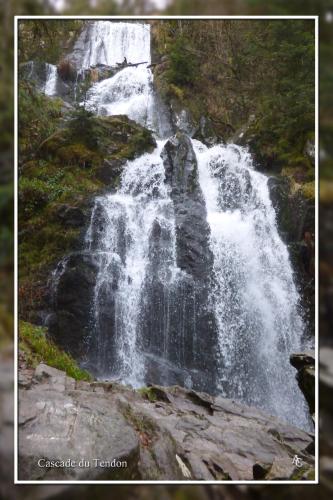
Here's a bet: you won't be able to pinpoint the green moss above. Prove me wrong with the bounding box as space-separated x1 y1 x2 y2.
19 91 156 318
40 114 155 165
19 82 63 161
19 320 92 381
139 387 158 402
123 404 157 438
290 464 312 480
19 223 80 280
56 143 101 167
168 84 185 100
300 180 315 199
307 469 316 480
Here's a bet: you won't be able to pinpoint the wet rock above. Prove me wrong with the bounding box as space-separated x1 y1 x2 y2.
290 351 315 414
268 176 315 338
20 60 73 99
56 204 86 227
170 105 197 137
193 116 219 146
67 22 94 70
47 253 98 359
290 352 315 371
149 134 219 392
268 176 314 243
18 365 315 481
95 158 126 185
161 132 213 279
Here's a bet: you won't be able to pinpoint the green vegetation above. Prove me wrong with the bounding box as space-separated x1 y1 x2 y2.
153 19 315 175
19 80 63 161
290 463 314 480
123 403 157 439
301 180 316 199
67 105 98 149
18 81 155 320
166 36 198 86
19 320 92 381
18 20 84 65
139 386 158 402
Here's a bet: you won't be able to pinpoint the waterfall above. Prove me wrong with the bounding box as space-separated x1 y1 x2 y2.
83 21 171 136
44 63 58 96
48 21 312 430
85 141 180 386
192 140 310 429
82 22 151 69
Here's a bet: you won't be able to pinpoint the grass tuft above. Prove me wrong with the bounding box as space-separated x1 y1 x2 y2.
19 320 92 381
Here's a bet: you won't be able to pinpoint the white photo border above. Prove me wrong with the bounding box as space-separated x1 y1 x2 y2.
14 14 319 485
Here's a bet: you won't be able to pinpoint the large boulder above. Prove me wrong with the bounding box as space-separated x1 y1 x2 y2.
19 364 140 481
290 351 315 415
18 363 315 481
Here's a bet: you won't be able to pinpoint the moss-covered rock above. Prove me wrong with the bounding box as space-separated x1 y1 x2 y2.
290 351 315 415
267 176 315 244
19 320 92 381
19 96 156 321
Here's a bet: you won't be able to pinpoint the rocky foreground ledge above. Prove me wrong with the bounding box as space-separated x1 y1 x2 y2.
19 364 315 481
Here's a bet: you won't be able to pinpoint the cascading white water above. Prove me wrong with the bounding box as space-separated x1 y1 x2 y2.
82 22 166 134
82 21 151 69
85 66 154 127
48 20 312 430
85 141 179 386
81 22 178 385
193 140 310 429
44 63 58 96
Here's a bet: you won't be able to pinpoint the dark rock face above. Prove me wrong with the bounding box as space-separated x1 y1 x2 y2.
290 351 315 415
268 176 315 243
136 132 219 393
19 60 74 101
193 116 219 146
268 176 315 339
95 158 126 185
56 204 86 227
18 363 315 481
19 61 47 89
161 133 213 279
47 253 98 359
67 22 93 70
